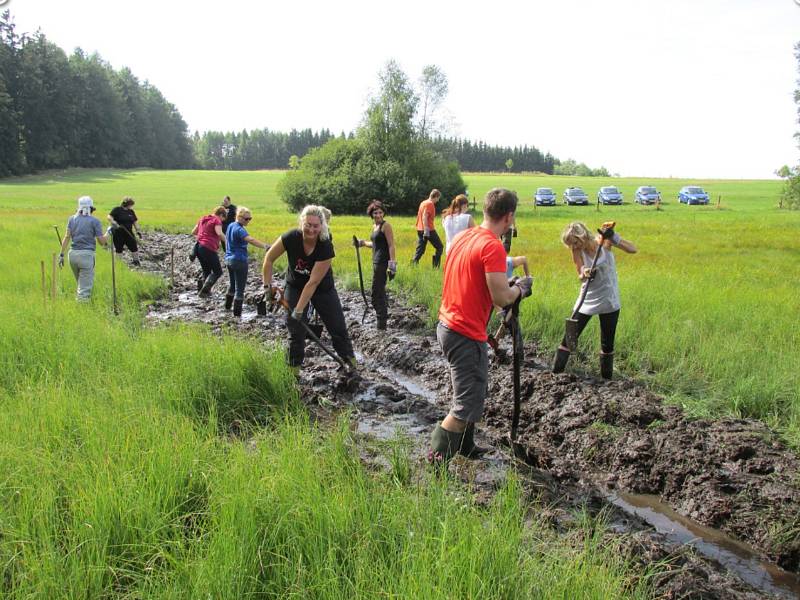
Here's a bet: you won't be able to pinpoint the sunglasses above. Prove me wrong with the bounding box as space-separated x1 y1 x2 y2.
243 216 252 222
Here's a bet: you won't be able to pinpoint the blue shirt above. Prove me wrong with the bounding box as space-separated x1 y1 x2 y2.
225 222 249 262
67 215 103 251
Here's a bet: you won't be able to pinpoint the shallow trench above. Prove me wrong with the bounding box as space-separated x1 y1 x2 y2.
135 231 800 600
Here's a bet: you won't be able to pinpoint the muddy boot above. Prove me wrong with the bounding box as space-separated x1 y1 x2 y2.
131 251 141 266
600 352 614 380
233 299 243 317
376 317 387 330
199 273 219 298
460 423 488 459
552 347 571 373
197 276 205 293
428 425 467 465
224 294 234 310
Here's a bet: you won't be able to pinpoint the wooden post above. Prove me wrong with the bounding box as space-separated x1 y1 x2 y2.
111 247 118 315
40 260 46 307
656 197 661 212
170 245 175 288
51 253 57 300
717 195 721 209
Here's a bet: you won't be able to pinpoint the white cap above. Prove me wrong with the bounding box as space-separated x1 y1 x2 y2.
77 196 93 209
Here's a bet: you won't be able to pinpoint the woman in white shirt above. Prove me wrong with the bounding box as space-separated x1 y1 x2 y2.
442 194 475 254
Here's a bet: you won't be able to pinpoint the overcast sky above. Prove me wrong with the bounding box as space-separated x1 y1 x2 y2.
7 0 800 178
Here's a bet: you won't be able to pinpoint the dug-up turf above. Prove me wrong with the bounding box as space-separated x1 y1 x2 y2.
134 231 800 600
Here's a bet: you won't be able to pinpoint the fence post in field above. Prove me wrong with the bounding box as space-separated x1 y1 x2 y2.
40 260 46 307
51 253 57 300
656 197 661 212
111 247 118 315
717 195 721 209
170 245 175 288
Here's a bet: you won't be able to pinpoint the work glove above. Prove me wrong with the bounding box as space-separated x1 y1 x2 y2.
387 260 397 281
58 253 64 268
514 276 533 299
512 227 518 238
598 221 617 240
105 226 114 237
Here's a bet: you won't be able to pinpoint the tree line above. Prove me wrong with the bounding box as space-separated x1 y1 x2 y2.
0 11 193 177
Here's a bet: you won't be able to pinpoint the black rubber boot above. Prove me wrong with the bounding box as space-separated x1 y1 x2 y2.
552 347 571 373
224 294 234 310
197 276 205 293
600 352 614 380
460 423 488 459
428 424 467 465
199 273 219 298
233 299 243 317
376 318 387 330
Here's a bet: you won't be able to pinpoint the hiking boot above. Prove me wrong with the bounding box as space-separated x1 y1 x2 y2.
224 294 234 310
233 299 243 317
600 352 614 380
552 347 571 374
460 423 488 459
427 424 467 465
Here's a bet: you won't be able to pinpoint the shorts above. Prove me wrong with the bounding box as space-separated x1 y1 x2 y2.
437 321 489 423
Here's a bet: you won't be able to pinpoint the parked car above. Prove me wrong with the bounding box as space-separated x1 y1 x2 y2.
534 187 556 206
635 186 661 205
563 187 589 205
597 186 623 205
678 186 710 205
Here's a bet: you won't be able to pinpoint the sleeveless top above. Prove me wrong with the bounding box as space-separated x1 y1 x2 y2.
574 246 620 315
370 221 389 265
443 213 471 253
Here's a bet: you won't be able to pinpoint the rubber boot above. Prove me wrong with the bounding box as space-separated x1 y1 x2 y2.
376 317 387 330
460 423 488 459
233 299 243 317
197 276 205 293
432 253 441 269
552 347 571 373
600 352 614 380
199 273 219 298
131 251 141 266
428 424 467 465
224 294 234 310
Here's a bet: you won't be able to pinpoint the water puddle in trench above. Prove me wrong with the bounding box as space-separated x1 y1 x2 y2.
609 492 800 599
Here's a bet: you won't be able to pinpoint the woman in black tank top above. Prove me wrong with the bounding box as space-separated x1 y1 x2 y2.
355 200 396 330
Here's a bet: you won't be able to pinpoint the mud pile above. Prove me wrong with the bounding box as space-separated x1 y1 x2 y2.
129 231 800 599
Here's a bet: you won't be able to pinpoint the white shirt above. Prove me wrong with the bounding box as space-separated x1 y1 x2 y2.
443 213 471 253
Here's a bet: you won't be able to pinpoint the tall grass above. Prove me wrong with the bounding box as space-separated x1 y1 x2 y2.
0 210 649 597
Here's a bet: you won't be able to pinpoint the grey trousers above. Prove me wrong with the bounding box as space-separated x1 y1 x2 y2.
68 249 96 301
437 322 489 423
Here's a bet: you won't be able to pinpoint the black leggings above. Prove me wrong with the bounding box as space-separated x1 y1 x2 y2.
372 262 388 322
412 230 443 268
197 245 223 282
560 309 620 354
284 284 354 367
113 227 138 253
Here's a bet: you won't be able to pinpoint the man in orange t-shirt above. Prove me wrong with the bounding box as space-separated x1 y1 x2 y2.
411 189 444 268
429 188 533 463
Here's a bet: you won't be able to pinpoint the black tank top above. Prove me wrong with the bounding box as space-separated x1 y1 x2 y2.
370 221 389 265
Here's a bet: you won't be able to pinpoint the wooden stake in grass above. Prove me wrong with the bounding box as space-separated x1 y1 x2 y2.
51 253 57 301
111 247 118 315
717 195 722 209
40 260 46 307
170 245 175 288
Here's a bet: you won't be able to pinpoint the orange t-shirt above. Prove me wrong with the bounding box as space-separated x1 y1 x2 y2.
438 227 507 342
415 199 435 232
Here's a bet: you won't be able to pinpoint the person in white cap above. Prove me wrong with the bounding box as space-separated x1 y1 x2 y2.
58 196 110 301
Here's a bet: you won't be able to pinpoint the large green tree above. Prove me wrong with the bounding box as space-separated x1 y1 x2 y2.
280 61 464 214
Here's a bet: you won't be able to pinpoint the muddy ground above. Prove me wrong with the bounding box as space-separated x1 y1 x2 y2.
133 231 800 599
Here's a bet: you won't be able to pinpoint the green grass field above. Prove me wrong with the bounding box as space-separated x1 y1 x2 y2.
2 168 797 440
0 169 654 597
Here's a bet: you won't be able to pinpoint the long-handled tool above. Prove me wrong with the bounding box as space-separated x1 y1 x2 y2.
508 299 524 452
271 287 354 373
352 235 370 323
54 226 62 246
563 223 615 351
111 244 118 315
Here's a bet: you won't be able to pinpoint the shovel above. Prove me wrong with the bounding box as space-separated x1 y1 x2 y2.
563 242 604 351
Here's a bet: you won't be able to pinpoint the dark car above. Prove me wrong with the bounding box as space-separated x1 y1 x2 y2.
534 187 556 206
635 186 661 205
597 186 623 205
678 186 710 205
563 187 589 205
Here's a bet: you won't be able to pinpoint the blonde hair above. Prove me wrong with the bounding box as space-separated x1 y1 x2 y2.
561 222 593 249
236 206 252 219
299 205 331 241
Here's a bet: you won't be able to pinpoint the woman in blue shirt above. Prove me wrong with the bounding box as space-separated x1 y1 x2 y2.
224 206 269 317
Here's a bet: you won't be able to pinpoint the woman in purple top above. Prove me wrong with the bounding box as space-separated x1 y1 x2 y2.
58 196 110 301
